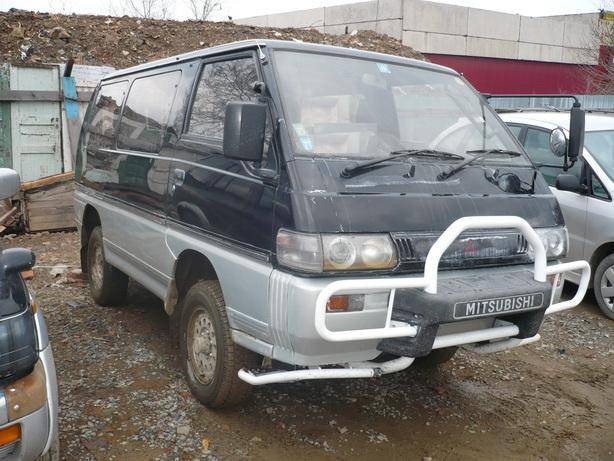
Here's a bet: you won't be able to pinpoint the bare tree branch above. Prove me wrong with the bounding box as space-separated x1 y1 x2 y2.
581 5 614 94
115 0 175 19
184 0 221 21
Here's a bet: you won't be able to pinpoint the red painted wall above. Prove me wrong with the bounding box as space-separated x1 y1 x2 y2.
424 54 596 94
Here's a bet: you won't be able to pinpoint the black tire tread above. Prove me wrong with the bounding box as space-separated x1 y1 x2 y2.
181 280 259 408
87 227 128 306
594 254 614 321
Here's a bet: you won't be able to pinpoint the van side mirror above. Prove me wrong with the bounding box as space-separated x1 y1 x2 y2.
568 103 585 161
0 169 20 200
223 101 267 162
549 128 567 157
0 248 36 276
555 174 583 193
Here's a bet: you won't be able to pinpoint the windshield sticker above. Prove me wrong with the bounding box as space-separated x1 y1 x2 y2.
376 63 391 74
293 123 307 137
299 136 314 151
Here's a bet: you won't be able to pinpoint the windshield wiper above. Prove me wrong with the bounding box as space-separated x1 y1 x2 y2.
341 149 465 178
437 149 522 181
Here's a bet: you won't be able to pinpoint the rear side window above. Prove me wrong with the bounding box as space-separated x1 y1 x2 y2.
87 81 128 149
118 71 181 153
188 58 259 139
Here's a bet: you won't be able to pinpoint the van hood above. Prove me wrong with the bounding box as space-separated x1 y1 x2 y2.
287 158 564 233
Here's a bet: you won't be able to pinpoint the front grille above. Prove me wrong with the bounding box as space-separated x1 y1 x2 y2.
392 229 532 272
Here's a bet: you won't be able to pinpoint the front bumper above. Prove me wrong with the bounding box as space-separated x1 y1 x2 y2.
238 216 590 385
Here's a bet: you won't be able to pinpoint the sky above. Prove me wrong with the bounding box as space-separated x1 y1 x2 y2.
0 0 603 21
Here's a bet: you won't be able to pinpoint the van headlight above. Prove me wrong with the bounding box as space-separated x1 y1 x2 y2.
276 230 398 272
531 227 568 259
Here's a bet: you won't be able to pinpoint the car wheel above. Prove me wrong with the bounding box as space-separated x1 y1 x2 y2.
414 347 458 368
594 254 614 320
87 226 128 306
180 280 260 408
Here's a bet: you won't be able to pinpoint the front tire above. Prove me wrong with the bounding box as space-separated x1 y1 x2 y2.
180 280 260 408
87 226 128 306
594 254 614 320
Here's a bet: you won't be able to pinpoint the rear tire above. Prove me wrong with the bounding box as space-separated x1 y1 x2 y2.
180 280 260 408
593 254 614 320
414 347 458 368
87 226 128 306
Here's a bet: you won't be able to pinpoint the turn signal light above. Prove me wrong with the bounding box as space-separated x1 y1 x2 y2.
326 295 365 312
0 424 20 447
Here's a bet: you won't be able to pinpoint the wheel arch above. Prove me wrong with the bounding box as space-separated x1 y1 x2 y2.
166 249 220 316
589 241 614 282
80 205 101 273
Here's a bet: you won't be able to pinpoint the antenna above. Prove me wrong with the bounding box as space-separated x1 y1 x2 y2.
255 41 266 62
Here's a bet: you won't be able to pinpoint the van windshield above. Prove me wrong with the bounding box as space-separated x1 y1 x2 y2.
273 50 527 164
585 130 614 181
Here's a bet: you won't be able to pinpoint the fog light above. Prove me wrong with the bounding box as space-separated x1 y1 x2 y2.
326 295 365 312
0 424 20 447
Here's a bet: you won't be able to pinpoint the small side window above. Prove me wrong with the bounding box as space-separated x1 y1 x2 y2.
118 71 181 153
87 81 129 149
591 172 610 200
507 124 522 140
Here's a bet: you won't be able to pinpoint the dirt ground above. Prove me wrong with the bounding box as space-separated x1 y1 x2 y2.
6 231 614 460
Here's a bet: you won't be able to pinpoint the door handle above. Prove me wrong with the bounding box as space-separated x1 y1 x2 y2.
173 168 186 186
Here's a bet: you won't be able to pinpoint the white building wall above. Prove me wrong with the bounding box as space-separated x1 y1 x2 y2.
235 0 600 65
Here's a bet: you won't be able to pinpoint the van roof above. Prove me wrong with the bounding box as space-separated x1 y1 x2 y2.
102 39 455 81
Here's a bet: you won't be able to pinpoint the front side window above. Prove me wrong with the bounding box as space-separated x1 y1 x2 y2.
272 50 526 165
117 71 181 153
188 57 259 139
585 130 614 183
523 127 581 186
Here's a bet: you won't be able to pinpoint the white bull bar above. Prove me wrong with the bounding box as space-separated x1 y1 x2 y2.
314 216 591 343
238 216 590 386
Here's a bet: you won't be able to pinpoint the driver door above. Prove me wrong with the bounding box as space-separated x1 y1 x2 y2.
517 125 588 262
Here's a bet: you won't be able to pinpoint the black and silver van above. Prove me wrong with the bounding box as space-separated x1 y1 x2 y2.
75 40 589 408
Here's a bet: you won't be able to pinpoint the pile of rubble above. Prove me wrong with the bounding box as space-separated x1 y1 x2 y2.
1 9 424 69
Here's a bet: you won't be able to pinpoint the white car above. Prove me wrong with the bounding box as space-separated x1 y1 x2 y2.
500 110 614 320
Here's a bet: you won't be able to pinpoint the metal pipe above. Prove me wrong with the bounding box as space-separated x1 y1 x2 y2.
432 324 520 349
462 334 541 354
237 357 415 385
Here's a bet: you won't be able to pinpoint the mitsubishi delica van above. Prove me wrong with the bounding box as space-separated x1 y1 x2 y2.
74 40 590 408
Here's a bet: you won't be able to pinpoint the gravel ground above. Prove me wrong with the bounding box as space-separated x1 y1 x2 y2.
6 231 614 460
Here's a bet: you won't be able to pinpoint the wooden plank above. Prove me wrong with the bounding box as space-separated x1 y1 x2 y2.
26 206 73 217
21 172 74 191
26 200 73 212
0 207 17 225
25 188 74 203
28 215 75 232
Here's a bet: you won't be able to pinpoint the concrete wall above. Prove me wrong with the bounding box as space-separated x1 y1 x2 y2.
235 0 600 65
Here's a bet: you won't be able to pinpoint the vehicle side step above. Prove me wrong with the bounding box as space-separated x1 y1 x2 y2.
238 356 415 385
